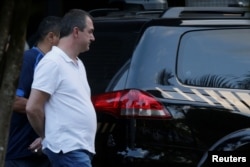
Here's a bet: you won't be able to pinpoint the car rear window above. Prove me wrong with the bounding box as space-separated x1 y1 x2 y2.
177 28 250 90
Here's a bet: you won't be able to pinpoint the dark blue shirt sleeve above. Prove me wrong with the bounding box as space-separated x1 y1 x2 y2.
16 48 43 98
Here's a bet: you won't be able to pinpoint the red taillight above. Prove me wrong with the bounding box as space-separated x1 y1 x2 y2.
91 89 171 119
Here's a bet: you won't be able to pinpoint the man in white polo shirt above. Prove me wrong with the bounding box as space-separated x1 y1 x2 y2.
26 9 96 167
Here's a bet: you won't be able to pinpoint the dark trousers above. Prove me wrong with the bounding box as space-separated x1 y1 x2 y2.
5 155 51 167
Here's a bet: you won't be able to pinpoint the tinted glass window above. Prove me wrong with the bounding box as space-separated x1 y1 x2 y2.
106 60 130 91
177 29 250 90
126 26 181 89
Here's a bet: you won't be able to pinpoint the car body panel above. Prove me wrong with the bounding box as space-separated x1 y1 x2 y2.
91 7 250 167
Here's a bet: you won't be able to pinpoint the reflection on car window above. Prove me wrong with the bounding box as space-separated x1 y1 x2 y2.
177 29 250 90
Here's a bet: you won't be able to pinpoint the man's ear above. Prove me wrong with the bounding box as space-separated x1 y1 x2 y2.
47 32 55 43
72 27 81 38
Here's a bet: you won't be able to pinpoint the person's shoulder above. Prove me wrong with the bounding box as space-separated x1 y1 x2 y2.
23 47 44 64
23 47 41 58
40 47 60 63
45 46 64 60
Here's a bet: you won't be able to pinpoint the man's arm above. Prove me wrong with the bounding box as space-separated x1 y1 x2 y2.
26 88 50 138
12 96 28 114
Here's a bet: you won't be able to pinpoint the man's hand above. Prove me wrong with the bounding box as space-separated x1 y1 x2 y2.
28 137 43 154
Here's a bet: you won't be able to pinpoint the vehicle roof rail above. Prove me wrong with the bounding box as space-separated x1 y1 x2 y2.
89 8 120 17
136 10 164 15
89 8 164 18
162 7 250 18
135 10 164 17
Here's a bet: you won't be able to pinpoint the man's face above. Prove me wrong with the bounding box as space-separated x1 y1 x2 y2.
79 17 95 52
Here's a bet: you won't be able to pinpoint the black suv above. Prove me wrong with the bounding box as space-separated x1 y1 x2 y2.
81 7 250 167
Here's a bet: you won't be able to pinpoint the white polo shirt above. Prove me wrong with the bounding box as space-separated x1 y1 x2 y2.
32 46 97 154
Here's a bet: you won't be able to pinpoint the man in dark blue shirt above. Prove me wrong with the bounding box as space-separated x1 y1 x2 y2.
5 16 61 167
